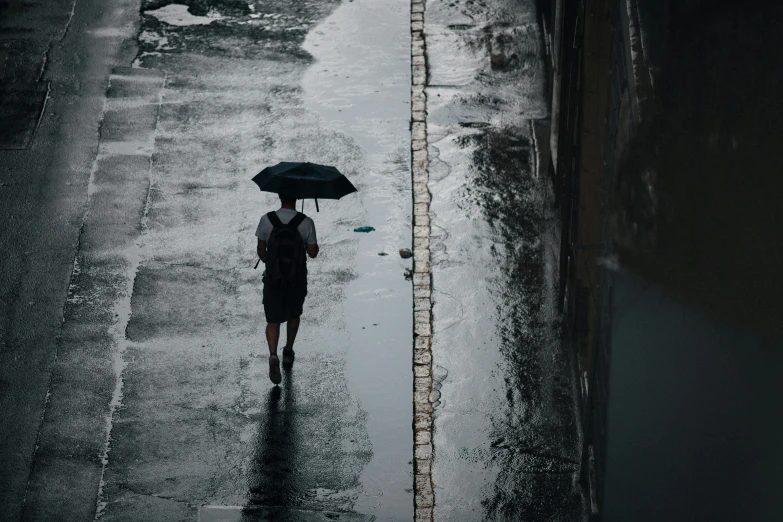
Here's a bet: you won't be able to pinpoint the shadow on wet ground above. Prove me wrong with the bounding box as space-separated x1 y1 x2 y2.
248 372 298 508
199 369 380 521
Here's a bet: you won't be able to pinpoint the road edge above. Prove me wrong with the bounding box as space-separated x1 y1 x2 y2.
410 1 434 521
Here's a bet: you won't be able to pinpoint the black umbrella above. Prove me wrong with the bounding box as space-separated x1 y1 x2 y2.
252 161 357 212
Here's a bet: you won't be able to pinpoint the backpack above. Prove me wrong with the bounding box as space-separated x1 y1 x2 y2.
264 211 308 290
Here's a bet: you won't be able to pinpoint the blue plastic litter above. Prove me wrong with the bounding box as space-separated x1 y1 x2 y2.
353 226 375 233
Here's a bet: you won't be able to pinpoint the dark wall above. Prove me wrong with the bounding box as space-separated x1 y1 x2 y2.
604 272 783 522
613 1 783 339
600 2 783 520
586 1 783 519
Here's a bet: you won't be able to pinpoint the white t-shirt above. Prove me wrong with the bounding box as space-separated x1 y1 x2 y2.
255 208 317 245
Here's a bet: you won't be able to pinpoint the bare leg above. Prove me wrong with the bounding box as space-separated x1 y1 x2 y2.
284 316 301 351
266 323 280 355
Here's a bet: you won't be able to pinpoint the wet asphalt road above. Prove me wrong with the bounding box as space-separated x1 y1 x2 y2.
0 0 146 518
1 0 584 520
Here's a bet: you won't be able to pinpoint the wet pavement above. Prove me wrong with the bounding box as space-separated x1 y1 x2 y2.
4 0 413 519
104 0 413 519
0 0 147 518
1 0 586 520
421 0 586 519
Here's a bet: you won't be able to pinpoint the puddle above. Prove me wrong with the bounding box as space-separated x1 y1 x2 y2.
143 4 223 26
138 30 171 51
88 27 133 38
301 0 412 519
99 141 155 156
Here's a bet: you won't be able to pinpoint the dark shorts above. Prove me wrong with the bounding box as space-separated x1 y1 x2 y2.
262 283 307 324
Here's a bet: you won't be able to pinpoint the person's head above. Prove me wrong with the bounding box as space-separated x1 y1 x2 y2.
279 194 296 207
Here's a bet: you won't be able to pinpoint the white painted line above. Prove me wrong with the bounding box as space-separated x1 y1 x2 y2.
94 70 166 521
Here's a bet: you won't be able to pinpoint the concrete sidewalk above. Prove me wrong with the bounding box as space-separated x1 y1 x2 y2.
411 0 587 519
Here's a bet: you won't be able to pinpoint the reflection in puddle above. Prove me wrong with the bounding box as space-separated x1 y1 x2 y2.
301 0 413 519
144 4 223 27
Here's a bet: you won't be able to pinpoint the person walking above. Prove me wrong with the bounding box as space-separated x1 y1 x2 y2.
255 194 319 384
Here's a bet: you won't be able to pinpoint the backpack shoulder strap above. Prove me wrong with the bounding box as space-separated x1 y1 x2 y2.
288 212 307 229
267 211 283 228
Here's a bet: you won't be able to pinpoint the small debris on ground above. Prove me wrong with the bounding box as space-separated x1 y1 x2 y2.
353 226 375 233
378 252 388 256
490 51 507 67
399 248 412 258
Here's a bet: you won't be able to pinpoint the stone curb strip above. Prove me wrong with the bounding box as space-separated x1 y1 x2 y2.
410 1 434 521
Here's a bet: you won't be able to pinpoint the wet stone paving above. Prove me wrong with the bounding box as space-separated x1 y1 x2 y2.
0 0 586 520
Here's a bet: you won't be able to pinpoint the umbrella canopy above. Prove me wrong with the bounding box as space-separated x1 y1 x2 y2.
252 162 357 200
